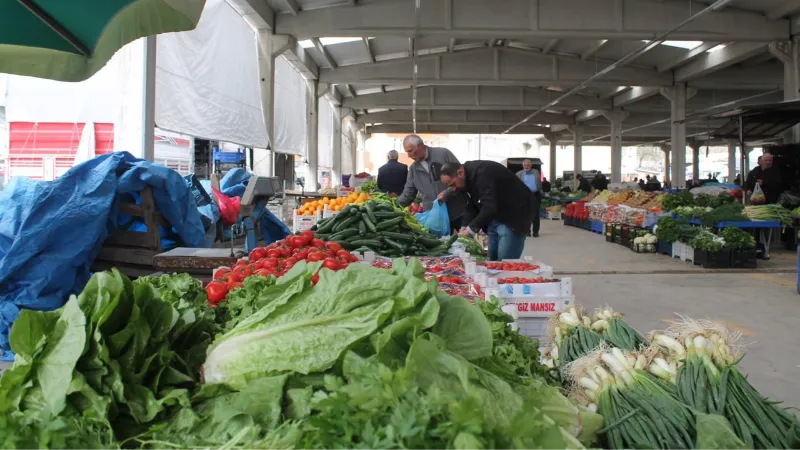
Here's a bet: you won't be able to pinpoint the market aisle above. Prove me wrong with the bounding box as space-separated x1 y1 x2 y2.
525 220 800 408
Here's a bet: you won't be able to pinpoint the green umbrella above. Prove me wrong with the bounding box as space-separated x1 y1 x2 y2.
0 0 205 82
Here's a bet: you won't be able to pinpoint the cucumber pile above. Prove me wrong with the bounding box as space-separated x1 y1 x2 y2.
314 200 458 257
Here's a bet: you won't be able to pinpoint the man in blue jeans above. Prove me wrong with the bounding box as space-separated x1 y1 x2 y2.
440 161 533 261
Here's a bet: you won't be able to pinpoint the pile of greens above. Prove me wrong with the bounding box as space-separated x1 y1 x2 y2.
662 191 695 212
456 236 486 259
695 192 735 208
690 230 725 253
654 216 682 242
1 261 601 449
674 206 713 219
700 203 749 227
720 227 756 250
0 271 219 448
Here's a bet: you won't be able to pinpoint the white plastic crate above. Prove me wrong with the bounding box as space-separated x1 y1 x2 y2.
480 258 554 279
547 210 562 220
517 317 549 339
497 277 573 297
266 204 284 222
292 209 321 232
671 242 694 263
322 204 341 219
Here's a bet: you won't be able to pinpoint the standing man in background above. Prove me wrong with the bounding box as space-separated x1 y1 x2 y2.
397 134 465 233
516 159 542 237
440 161 532 260
376 150 408 196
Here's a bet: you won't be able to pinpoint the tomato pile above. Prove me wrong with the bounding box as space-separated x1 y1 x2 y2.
481 261 540 272
205 230 360 305
497 277 556 284
435 275 466 284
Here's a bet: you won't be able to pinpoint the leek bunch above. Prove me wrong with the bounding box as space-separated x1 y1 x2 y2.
590 307 648 350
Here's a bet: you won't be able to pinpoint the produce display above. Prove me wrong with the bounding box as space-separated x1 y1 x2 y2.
543 306 799 450
744 204 793 225
0 261 604 449
481 261 541 272
297 192 372 216
497 276 556 284
205 230 360 303
313 200 456 257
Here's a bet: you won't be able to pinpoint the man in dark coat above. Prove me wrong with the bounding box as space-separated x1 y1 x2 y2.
745 152 783 204
591 171 609 191
440 161 532 261
576 174 592 193
376 150 408 196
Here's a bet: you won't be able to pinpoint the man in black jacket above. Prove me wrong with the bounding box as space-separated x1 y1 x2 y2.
440 161 532 261
376 150 408 196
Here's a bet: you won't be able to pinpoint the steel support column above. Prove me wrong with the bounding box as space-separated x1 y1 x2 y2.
572 126 583 183
662 83 692 188
660 144 670 185
142 36 156 162
305 80 319 191
727 140 737 182
545 133 558 183
690 142 700 182
769 38 800 142
332 107 342 183
604 111 627 183
257 30 276 174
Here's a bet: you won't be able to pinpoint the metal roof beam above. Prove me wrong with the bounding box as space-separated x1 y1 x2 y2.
343 85 611 110
278 35 319 79
320 47 672 87
283 0 300 15
674 42 769 81
225 0 275 30
311 37 337 69
581 40 609 60
356 109 575 125
276 0 788 41
367 123 550 134
657 42 721 72
362 37 374 63
766 0 800 20
612 86 661 107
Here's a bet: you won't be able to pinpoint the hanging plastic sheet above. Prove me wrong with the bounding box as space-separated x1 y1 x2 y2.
273 57 308 156
0 151 208 360
318 98 334 168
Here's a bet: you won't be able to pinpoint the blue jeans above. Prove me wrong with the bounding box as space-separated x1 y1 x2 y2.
487 220 526 261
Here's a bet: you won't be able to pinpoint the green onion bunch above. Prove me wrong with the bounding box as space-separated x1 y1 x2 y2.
566 346 696 449
589 307 648 350
545 307 605 372
650 319 799 449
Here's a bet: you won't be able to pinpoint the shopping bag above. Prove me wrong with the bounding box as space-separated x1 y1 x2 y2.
750 183 766 204
212 186 241 226
417 200 450 237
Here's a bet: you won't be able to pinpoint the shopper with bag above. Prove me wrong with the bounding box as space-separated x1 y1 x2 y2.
440 161 532 261
515 159 542 237
745 152 783 204
397 134 465 233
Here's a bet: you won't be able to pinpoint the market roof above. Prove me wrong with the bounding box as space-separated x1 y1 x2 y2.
226 0 798 145
700 100 800 141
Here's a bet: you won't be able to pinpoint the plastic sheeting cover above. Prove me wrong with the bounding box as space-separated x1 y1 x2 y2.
318 98 334 168
156 0 268 148
0 151 208 359
273 57 307 156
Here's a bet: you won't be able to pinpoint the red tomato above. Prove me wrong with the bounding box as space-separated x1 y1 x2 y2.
335 249 352 260
267 249 281 258
311 273 320 285
294 249 310 261
322 257 340 271
348 253 360 263
256 268 274 277
226 280 243 291
249 248 267 261
312 238 325 248
214 267 231 280
285 256 298 266
205 281 228 304
233 265 252 278
326 241 342 252
227 271 242 283
261 257 279 268
307 252 325 262
338 261 349 269
301 229 314 240
278 247 291 258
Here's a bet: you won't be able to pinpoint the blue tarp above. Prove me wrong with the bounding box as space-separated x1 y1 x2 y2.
220 168 250 198
0 152 208 359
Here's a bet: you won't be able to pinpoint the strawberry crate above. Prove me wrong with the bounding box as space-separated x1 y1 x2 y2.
479 258 554 279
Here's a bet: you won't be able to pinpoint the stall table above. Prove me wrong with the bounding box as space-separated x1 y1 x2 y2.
687 219 782 259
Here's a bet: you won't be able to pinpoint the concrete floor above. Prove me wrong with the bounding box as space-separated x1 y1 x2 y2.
524 219 800 408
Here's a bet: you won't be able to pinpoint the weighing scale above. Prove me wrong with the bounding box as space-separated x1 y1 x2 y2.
236 175 283 253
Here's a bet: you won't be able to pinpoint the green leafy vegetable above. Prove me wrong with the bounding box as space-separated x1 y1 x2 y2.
720 227 756 250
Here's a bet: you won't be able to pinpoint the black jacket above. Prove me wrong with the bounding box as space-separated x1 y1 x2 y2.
377 160 408 196
745 166 783 204
461 160 533 236
577 177 592 193
591 174 608 191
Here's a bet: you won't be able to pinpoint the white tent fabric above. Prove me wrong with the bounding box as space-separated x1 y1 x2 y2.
155 0 267 148
73 122 96 165
317 98 334 168
273 57 307 156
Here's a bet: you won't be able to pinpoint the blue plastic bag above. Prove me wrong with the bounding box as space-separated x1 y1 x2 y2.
415 200 450 237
